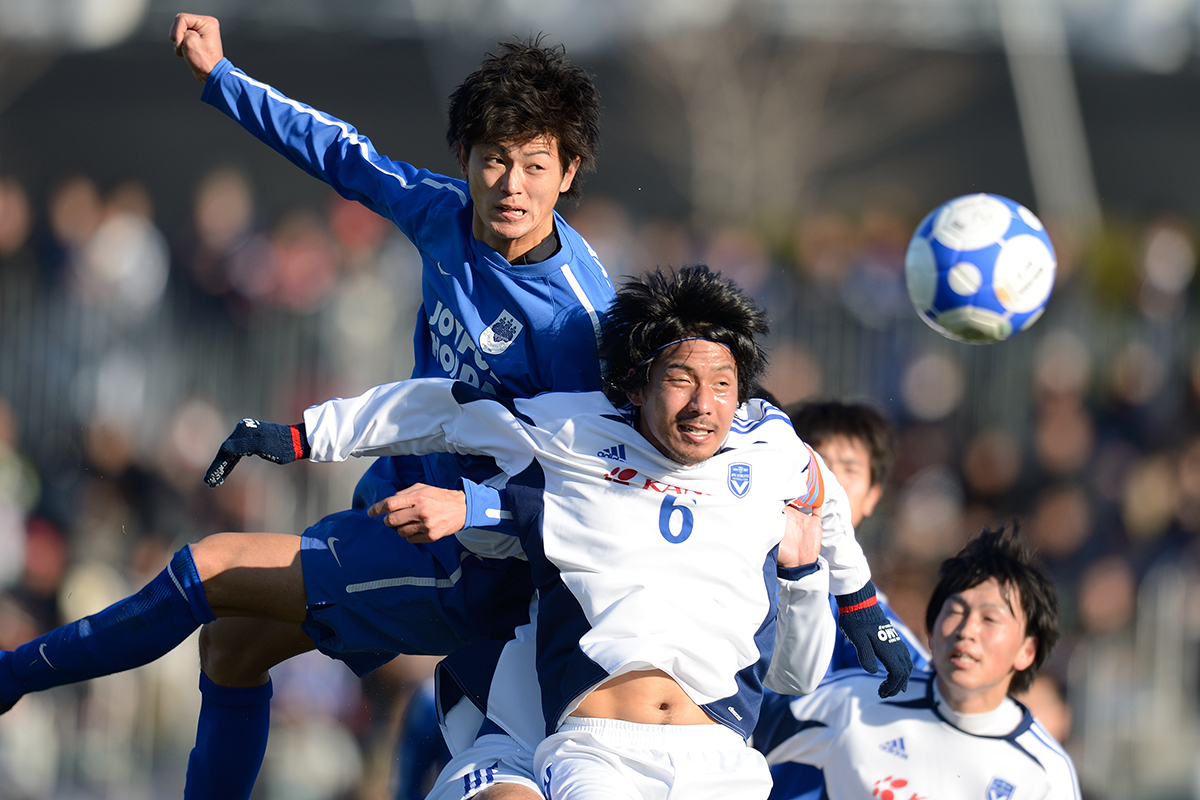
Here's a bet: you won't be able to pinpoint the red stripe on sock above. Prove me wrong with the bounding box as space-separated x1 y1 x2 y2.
290 426 304 460
840 596 878 614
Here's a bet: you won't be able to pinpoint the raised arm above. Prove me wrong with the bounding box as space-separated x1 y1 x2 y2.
799 445 914 697
766 505 837 695
170 13 224 83
175 32 459 231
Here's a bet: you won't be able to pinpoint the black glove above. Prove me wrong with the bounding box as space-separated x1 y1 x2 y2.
835 580 914 698
205 419 310 487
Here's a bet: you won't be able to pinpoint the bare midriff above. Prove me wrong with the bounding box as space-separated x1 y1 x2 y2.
570 669 717 725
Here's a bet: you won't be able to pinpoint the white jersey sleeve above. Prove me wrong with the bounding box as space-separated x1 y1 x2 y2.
808 448 872 597
303 379 540 475
766 556 838 696
742 400 871 597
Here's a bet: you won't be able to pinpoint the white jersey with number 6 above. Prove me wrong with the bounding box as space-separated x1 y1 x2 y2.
304 380 869 738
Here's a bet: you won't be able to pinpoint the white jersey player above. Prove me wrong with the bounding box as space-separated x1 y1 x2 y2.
756 528 1080 800
210 265 914 799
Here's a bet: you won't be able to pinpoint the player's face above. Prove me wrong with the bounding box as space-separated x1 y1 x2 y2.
462 136 579 263
628 339 739 466
930 577 1037 714
813 435 881 528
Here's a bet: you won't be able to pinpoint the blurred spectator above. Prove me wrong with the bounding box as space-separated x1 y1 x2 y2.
1135 217 1194 321
1077 556 1137 634
1120 453 1177 545
264 209 340 313
0 176 33 259
48 175 103 252
187 165 257 297
793 211 855 293
891 464 966 563
262 651 366 800
761 340 822 404
1028 484 1093 563
701 225 771 299
961 426 1023 500
565 196 641 280
73 180 169 325
837 207 912 329
1035 400 1095 477
900 349 964 422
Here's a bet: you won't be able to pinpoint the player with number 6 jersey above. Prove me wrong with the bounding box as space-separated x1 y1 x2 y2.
303 383 863 738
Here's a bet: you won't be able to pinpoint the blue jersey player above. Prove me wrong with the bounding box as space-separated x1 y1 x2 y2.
0 14 610 800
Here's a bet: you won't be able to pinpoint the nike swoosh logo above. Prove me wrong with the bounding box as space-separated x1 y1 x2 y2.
327 537 342 567
437 262 451 276
39 643 56 670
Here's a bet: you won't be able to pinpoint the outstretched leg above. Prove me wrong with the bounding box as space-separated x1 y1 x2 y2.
185 617 316 800
0 531 307 712
0 544 214 709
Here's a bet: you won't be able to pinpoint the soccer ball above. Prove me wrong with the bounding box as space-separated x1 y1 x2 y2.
904 193 1056 343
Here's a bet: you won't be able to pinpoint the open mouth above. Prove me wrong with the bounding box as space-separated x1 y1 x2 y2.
949 650 979 668
678 422 714 443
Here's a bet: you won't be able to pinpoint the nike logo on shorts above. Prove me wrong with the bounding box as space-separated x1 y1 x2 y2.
327 537 343 567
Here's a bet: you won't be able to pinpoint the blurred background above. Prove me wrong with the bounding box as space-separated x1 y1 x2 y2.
2 0 1199 798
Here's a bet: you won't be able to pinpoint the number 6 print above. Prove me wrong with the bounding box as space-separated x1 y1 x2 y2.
658 495 695 543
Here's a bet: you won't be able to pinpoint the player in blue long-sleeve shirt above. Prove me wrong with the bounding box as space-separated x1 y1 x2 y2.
0 14 611 800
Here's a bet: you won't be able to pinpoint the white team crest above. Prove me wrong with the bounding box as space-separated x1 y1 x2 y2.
728 463 752 497
479 309 524 354
986 777 1015 800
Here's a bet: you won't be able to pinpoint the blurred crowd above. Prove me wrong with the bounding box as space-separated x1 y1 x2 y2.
1 167 1199 799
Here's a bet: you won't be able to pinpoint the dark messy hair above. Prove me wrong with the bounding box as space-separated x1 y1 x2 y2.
785 400 896 487
925 525 1060 696
598 265 769 405
447 37 601 200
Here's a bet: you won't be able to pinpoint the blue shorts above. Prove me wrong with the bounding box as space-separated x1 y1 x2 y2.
298 455 534 677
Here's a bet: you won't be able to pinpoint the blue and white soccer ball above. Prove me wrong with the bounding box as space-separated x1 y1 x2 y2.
904 193 1057 343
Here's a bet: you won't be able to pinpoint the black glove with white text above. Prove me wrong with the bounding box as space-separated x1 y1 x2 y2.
835 580 914 698
204 419 309 487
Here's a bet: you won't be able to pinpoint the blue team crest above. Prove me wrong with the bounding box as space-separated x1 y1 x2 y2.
479 309 524 354
986 777 1015 800
728 463 752 497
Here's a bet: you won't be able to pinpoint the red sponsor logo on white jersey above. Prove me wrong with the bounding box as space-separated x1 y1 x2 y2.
603 467 705 496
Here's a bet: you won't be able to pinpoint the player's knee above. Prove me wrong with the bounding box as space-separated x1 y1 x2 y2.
198 620 269 685
189 532 243 585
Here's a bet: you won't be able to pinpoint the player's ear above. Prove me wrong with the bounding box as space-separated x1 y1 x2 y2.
1013 635 1037 673
558 155 581 194
627 389 644 407
861 483 884 519
458 143 469 178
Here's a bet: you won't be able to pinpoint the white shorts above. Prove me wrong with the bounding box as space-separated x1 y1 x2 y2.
534 717 772 800
424 732 541 800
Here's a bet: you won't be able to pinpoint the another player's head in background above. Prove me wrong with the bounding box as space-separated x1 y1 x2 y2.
599 265 769 465
785 400 894 527
924 526 1059 712
447 38 601 201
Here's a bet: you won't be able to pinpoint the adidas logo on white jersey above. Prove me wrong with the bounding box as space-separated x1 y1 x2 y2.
597 444 627 462
879 737 908 759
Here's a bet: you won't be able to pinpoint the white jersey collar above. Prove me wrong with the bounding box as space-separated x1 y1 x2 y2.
932 677 1023 737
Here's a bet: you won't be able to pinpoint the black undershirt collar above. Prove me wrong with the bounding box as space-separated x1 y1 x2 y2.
509 224 561 265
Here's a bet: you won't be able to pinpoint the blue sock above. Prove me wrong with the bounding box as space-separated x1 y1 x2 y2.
0 545 215 706
185 673 273 800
